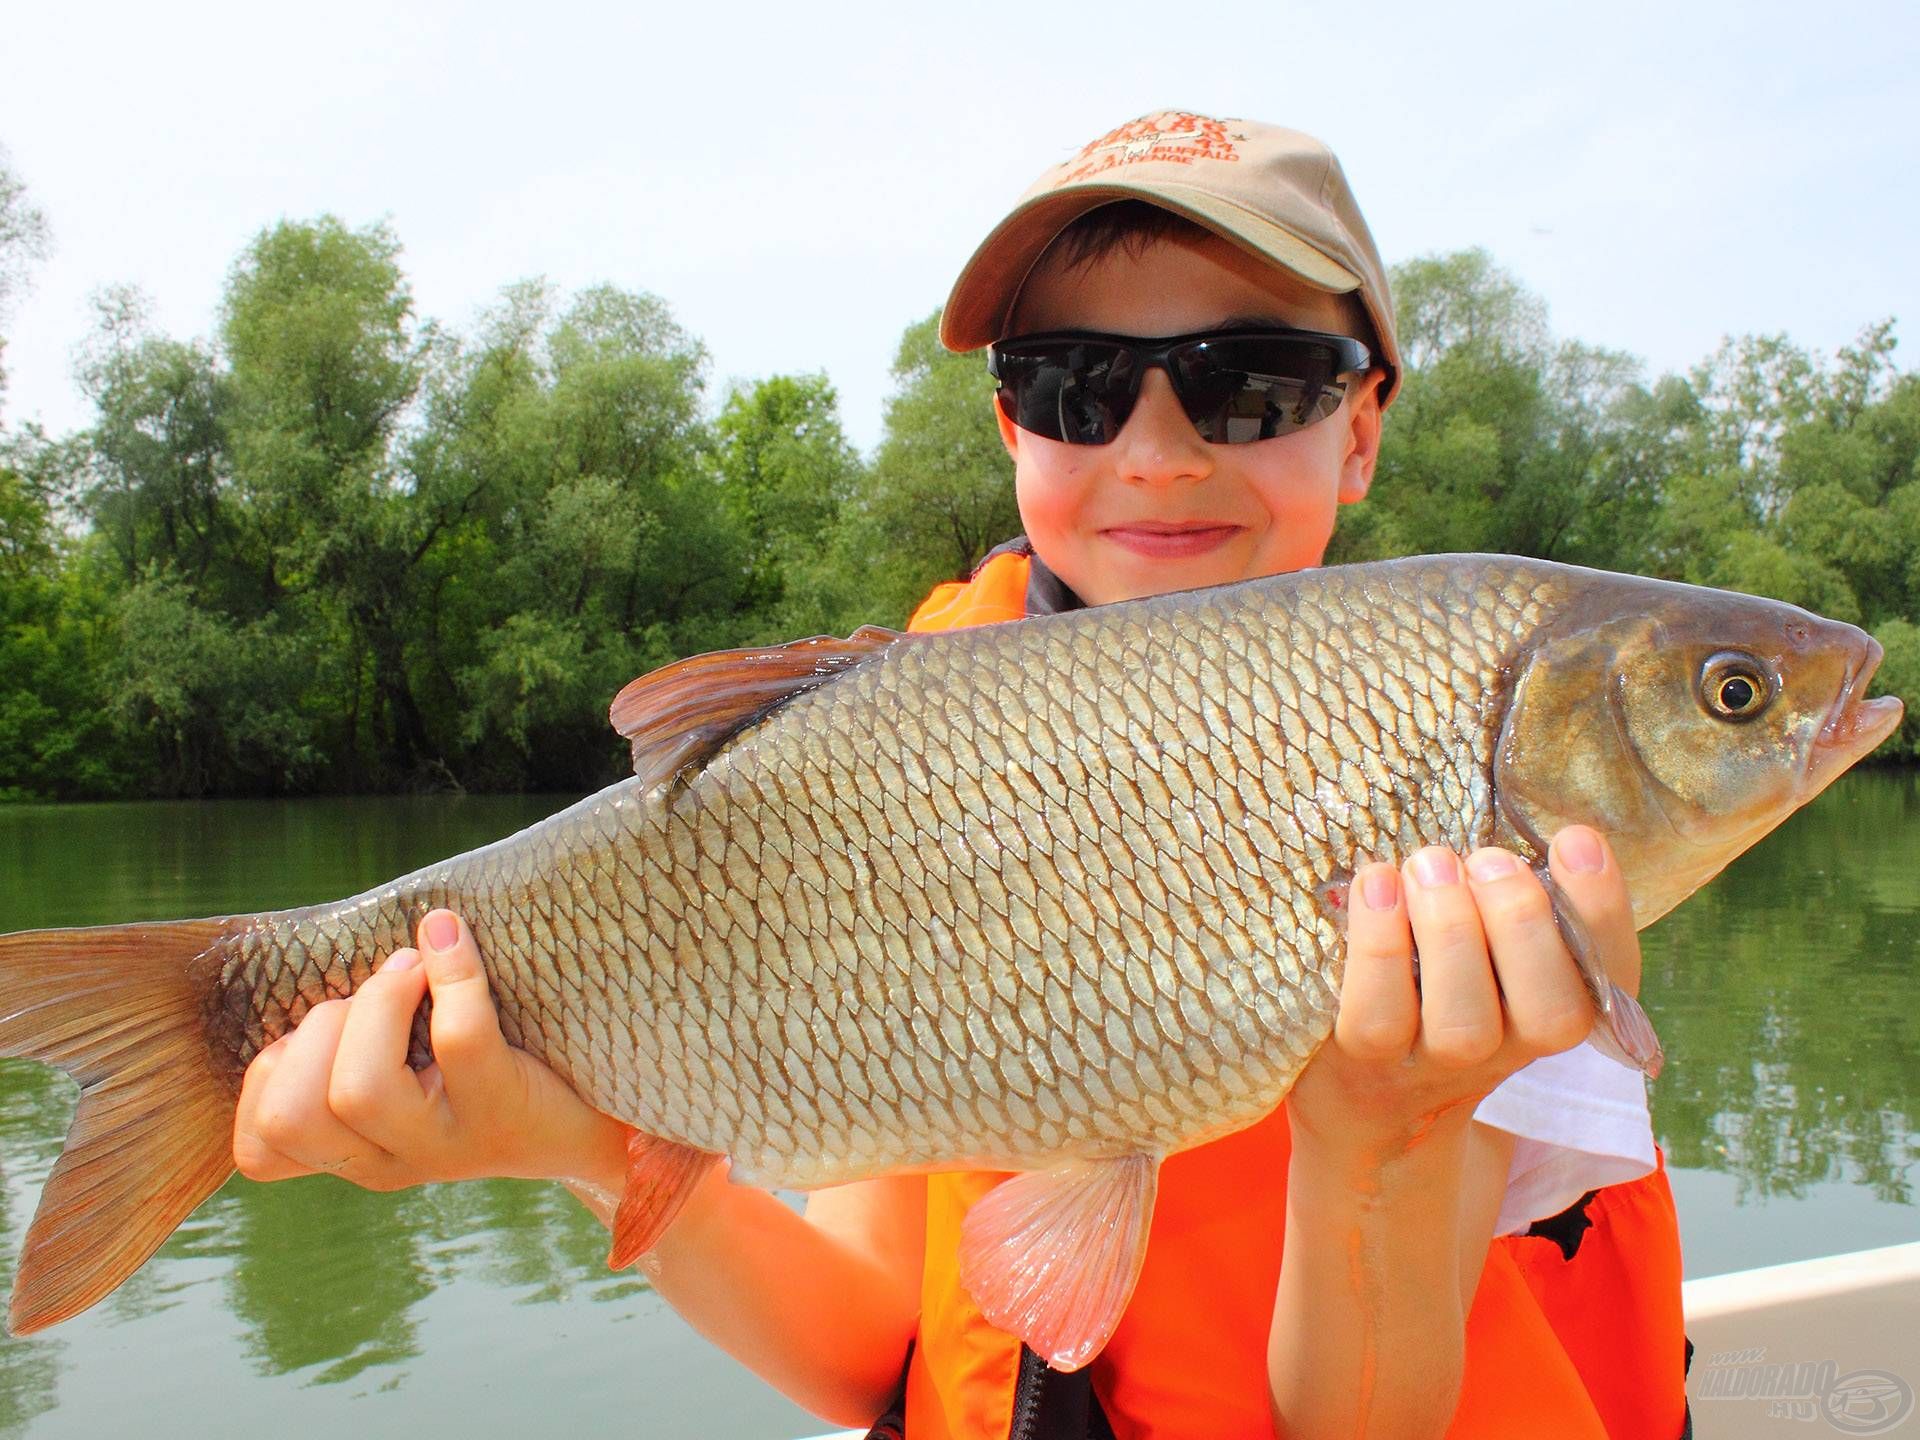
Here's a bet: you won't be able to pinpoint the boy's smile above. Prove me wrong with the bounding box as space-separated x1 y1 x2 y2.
997 230 1384 606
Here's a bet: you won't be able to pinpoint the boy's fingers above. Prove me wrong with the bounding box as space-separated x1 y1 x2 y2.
1403 847 1502 1067
326 949 434 1146
234 1038 313 1180
1334 863 1419 1060
1463 848 1591 1057
418 910 511 1110
1547 827 1643 999
238 1000 389 1178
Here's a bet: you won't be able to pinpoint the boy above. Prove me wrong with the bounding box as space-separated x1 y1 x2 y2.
233 112 1688 1438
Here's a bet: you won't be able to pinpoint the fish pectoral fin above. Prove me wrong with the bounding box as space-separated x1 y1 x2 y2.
1586 979 1665 1080
1537 866 1666 1079
607 624 907 793
605 1133 724 1270
956 1154 1159 1373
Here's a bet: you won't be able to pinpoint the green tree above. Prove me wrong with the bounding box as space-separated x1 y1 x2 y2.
711 371 863 630
220 216 431 781
106 569 318 796
1352 250 1636 565
1871 619 1920 760
403 279 738 789
1390 247 1550 372
0 427 125 798
856 310 1019 622
75 287 234 590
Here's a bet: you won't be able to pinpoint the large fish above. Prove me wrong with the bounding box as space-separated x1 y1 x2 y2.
0 555 1902 1366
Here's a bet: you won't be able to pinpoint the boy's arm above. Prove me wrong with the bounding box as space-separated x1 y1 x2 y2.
233 910 920 1429
566 1167 924 1425
1268 828 1640 1440
1271 1114 1517 1439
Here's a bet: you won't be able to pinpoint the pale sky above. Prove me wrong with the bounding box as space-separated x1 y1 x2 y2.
3 0 1915 455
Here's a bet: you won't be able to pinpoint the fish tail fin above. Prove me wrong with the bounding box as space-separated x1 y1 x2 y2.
0 918 241 1335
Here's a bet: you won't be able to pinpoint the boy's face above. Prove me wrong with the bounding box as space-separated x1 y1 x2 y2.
997 230 1384 606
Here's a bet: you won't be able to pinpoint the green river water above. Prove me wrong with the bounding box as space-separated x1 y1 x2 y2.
0 775 1914 1438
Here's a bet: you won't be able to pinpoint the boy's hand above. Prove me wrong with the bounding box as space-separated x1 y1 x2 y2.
232 909 630 1194
1286 825 1640 1161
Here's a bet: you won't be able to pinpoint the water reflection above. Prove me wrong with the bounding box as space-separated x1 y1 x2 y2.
1641 769 1920 1204
0 1066 66 1438
223 1178 431 1383
0 779 1910 1435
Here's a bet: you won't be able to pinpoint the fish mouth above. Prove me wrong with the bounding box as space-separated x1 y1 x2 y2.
1809 636 1904 785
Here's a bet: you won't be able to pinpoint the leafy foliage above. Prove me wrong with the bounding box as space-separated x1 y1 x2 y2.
1 206 1915 796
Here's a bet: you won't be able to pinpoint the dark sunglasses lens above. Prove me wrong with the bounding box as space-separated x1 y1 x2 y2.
998 343 1135 444
1172 338 1345 443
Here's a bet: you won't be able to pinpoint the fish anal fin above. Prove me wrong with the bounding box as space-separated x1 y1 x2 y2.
1536 867 1665 1078
0 919 241 1335
605 1132 723 1270
607 625 906 791
957 1154 1158 1373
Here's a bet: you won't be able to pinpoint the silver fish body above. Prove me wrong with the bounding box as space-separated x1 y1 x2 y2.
1 553 1901 1348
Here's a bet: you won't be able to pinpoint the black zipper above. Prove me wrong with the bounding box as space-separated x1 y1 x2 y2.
1009 1345 1050 1440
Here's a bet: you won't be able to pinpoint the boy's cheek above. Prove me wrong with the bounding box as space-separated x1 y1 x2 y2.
1014 464 1096 595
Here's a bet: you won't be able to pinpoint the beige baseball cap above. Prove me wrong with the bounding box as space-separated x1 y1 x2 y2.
942 111 1401 407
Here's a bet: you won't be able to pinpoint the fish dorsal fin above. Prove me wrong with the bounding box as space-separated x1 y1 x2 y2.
609 624 906 791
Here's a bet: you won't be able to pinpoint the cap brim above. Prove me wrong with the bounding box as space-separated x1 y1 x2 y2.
941 182 1363 352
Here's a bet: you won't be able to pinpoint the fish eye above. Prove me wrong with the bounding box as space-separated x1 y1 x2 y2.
1700 652 1775 722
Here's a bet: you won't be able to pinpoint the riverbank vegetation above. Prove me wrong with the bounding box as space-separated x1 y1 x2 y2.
2 160 1916 798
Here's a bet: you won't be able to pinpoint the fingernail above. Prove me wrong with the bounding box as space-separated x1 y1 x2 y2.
1557 829 1605 875
1467 849 1521 882
425 912 459 951
381 949 421 973
1409 848 1458 887
1361 867 1400 911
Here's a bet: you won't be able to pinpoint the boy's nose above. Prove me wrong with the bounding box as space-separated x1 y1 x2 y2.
1113 368 1214 486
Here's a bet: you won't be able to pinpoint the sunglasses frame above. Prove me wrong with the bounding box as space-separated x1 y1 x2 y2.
987 325 1375 447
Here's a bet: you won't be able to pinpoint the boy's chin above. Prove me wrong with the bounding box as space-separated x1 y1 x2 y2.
1088 556 1266 605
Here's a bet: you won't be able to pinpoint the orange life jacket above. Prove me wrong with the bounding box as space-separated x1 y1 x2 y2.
896 545 1691 1440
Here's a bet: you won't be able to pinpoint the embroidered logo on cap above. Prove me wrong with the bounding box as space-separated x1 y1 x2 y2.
1052 111 1246 187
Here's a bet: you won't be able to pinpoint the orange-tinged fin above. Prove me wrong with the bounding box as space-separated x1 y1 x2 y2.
605 1131 722 1270
1538 867 1665 1078
0 918 239 1334
608 625 906 792
956 1154 1158 1373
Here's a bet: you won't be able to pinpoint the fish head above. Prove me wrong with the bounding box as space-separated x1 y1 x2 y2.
1494 578 1904 929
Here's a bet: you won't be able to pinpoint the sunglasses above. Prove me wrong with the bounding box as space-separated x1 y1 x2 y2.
987 326 1373 446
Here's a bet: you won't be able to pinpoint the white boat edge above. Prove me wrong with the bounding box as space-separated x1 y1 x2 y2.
793 1243 1920 1440
1683 1242 1919 1438
1682 1239 1920 1318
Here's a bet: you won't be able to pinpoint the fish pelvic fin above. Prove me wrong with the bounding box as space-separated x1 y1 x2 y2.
608 625 906 794
0 918 241 1335
957 1154 1159 1373
605 1132 724 1270
1536 868 1665 1079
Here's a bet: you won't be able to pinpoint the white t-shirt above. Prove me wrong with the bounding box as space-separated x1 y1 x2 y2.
1472 1041 1657 1237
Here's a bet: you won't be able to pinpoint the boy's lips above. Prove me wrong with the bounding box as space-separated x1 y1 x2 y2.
1100 522 1244 559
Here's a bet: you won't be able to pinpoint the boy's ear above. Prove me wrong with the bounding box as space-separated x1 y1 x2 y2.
1337 369 1386 505
993 393 1022 463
